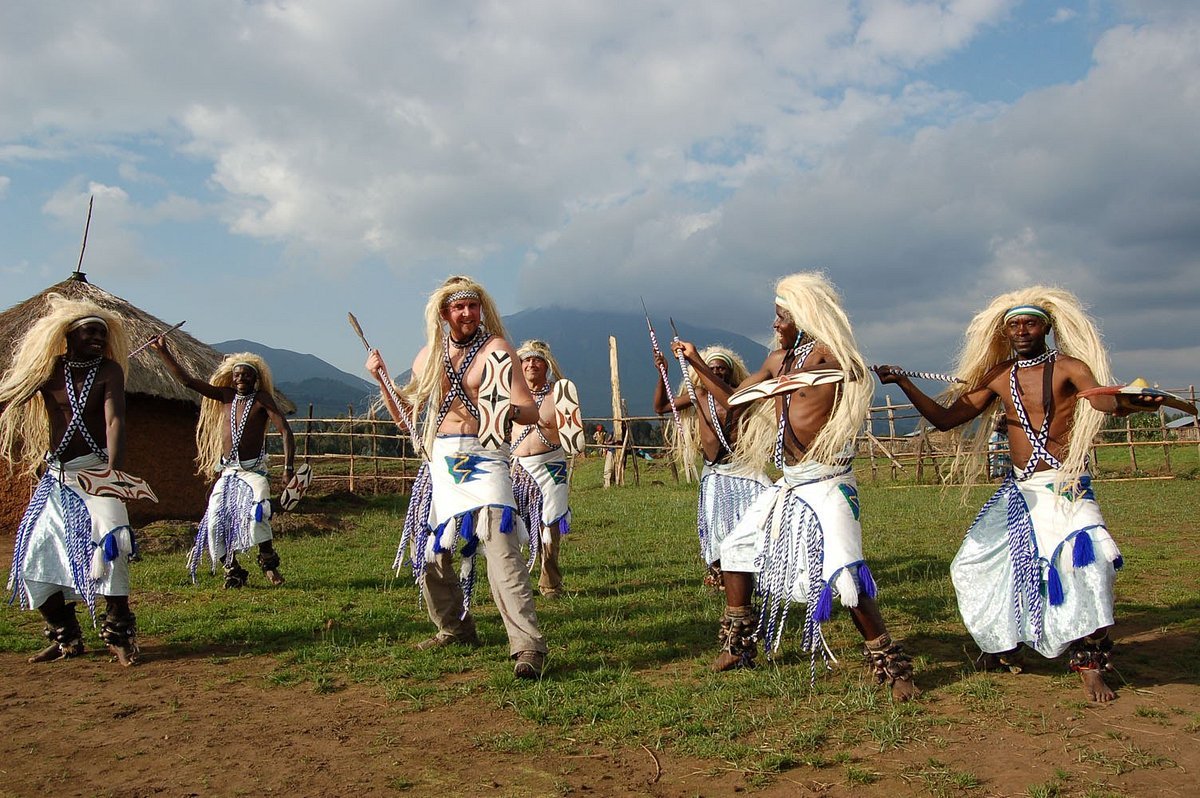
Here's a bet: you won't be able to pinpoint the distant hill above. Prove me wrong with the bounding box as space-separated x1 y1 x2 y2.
214 312 768 421
213 339 375 417
503 307 769 419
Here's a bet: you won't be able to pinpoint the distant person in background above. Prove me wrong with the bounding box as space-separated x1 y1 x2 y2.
0 295 141 666
152 341 294 588
987 415 1010 479
714 272 919 701
876 287 1158 703
593 424 615 487
510 340 572 599
653 344 771 591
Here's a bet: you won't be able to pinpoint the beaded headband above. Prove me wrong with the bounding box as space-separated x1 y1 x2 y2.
706 353 734 368
443 289 481 307
232 361 259 374
517 347 546 361
68 316 108 332
1003 305 1052 325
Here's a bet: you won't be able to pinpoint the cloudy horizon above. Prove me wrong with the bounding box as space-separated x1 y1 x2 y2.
2 1 1197 389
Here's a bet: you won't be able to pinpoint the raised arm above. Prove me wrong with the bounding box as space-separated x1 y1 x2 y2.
150 338 226 402
365 347 416 427
875 365 996 431
651 351 691 413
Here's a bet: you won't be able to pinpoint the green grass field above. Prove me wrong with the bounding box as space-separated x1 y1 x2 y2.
2 457 1197 793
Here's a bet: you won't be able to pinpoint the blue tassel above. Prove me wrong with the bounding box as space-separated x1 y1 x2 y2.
1072 530 1095 568
559 517 570 535
102 532 119 561
459 511 474 542
1113 555 1124 571
1047 564 1065 606
500 506 514 534
254 502 264 522
432 521 449 554
857 562 877 599
814 580 834 622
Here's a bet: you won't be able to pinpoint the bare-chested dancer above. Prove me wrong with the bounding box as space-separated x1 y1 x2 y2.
510 340 572 598
0 294 140 665
366 275 548 678
152 341 294 588
653 344 770 590
714 273 918 701
876 288 1153 702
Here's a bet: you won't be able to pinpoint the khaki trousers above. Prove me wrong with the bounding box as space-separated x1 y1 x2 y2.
536 524 563 595
420 507 547 655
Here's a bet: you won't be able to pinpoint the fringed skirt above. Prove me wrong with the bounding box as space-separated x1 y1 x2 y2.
952 470 1120 658
697 461 771 566
189 458 273 581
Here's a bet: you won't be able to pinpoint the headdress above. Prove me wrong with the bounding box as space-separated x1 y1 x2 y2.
68 315 109 332
1003 305 1052 325
945 286 1113 490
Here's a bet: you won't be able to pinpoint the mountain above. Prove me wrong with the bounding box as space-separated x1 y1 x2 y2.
214 311 768 421
503 307 769 419
213 339 376 417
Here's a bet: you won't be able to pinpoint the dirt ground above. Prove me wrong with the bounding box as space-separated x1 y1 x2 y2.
1 627 1196 798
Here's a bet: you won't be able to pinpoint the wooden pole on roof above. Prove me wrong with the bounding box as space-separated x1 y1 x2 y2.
74 195 94 281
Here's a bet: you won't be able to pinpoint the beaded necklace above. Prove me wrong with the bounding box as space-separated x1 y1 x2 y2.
51 356 107 462
434 328 492 429
1009 349 1060 479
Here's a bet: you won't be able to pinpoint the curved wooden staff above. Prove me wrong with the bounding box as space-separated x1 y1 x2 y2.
129 320 186 359
641 300 694 480
347 312 425 458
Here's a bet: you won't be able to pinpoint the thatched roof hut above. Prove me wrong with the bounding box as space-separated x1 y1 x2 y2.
0 272 295 534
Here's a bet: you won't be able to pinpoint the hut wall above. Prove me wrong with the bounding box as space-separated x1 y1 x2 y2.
123 395 209 524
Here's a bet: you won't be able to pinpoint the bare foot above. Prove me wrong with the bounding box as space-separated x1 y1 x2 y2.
29 639 84 663
891 677 920 702
264 568 285 586
1080 669 1115 702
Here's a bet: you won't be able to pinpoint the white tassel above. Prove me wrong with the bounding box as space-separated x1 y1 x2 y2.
90 546 107 580
835 568 860 609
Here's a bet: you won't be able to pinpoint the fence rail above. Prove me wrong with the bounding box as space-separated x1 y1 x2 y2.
267 389 1199 491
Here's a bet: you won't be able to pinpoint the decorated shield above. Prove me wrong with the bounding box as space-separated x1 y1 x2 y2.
552 378 585 455
728 368 845 406
77 467 159 503
279 462 314 511
477 351 513 450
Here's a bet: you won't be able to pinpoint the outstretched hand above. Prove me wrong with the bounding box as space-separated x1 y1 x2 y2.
872 364 906 385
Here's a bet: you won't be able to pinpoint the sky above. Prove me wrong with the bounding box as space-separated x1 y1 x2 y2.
2 0 1198 392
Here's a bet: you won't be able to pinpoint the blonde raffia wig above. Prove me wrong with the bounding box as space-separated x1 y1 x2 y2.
0 294 129 475
194 352 276 479
943 285 1114 489
663 345 757 469
749 271 871 466
516 339 565 385
407 275 510 453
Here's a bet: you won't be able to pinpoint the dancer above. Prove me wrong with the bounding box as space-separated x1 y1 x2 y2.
0 294 141 665
152 341 294 587
876 288 1151 702
510 340 572 598
653 344 770 589
366 275 548 678
715 273 918 701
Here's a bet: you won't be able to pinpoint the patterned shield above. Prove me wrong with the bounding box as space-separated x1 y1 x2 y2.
477 351 513 450
553 379 585 455
77 467 159 503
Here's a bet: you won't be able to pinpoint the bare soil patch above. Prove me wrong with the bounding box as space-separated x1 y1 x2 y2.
1 625 1196 798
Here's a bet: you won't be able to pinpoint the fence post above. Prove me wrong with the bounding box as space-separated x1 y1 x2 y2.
372 416 380 494
1125 416 1137 473
348 403 356 493
885 396 898 479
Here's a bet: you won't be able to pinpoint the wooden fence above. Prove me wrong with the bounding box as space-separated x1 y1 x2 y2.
268 387 1199 492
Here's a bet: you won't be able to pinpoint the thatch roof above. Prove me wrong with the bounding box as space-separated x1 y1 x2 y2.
0 273 296 414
